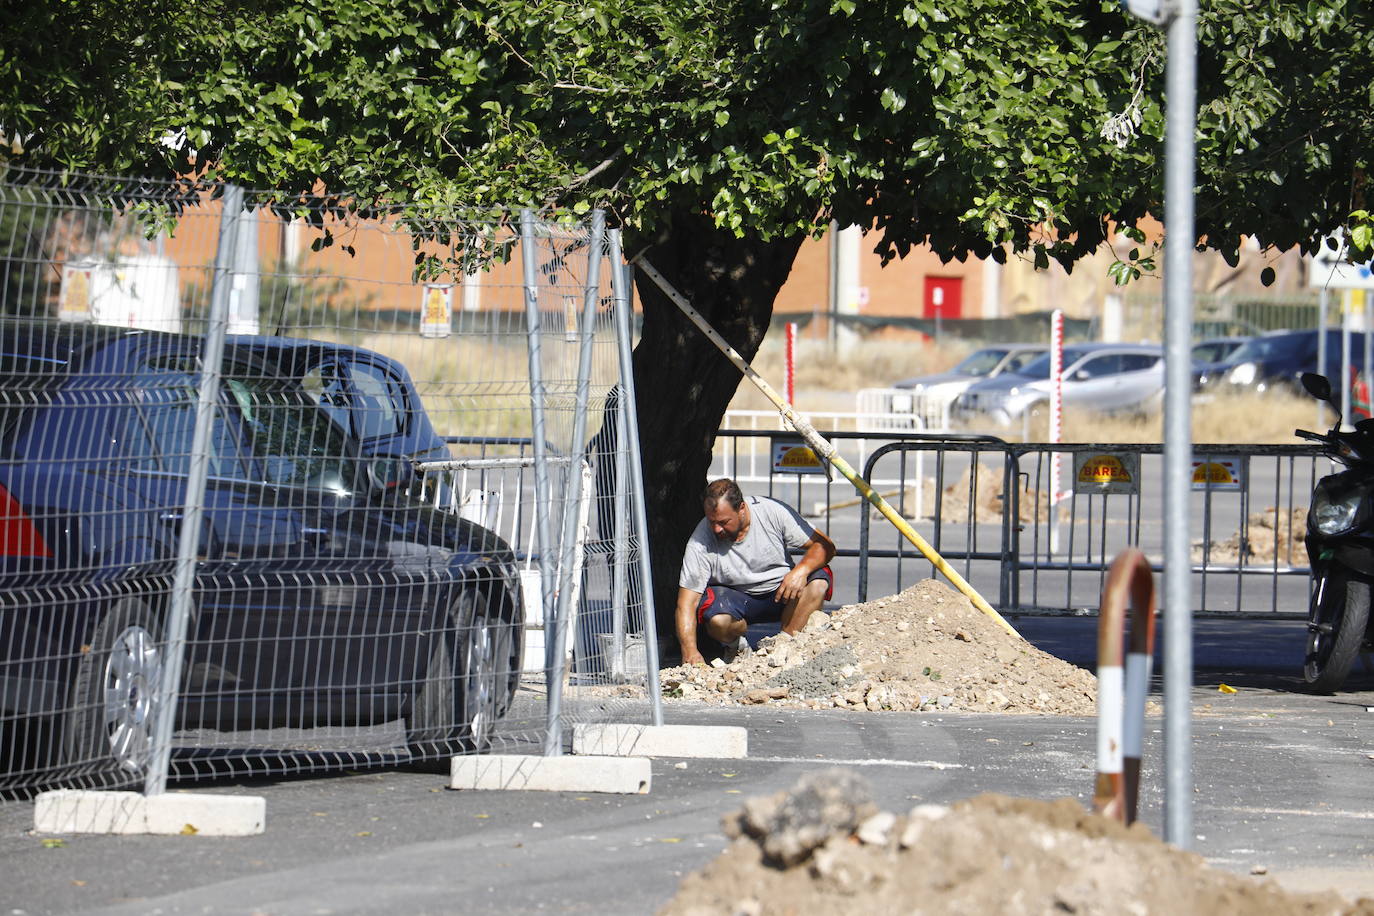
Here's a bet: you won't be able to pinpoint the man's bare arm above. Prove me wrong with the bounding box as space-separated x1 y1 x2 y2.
775 529 837 601
674 586 706 665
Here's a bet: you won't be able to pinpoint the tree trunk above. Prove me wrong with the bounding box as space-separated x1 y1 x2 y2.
627 211 804 661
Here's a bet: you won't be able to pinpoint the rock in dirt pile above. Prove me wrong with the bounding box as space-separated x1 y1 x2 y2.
660 771 1374 916
661 579 1097 715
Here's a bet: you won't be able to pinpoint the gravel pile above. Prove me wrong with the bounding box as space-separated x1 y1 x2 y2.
660 578 1097 715
660 771 1373 916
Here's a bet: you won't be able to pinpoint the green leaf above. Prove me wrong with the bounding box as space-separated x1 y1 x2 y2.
1353 223 1374 252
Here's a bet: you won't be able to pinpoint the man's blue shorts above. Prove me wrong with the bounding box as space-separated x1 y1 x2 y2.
695 567 834 626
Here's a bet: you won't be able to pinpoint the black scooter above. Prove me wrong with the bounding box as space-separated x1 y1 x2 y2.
1295 372 1374 692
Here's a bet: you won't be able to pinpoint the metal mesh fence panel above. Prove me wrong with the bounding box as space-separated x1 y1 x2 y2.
0 168 657 796
0 169 224 794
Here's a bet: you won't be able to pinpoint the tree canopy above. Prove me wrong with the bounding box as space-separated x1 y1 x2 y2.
5 0 1374 639
2 1 1366 260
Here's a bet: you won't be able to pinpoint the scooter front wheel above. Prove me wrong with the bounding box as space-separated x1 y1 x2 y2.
1303 567 1370 693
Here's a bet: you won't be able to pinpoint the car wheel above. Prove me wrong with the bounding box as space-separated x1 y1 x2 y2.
460 607 511 751
62 598 163 788
407 591 511 757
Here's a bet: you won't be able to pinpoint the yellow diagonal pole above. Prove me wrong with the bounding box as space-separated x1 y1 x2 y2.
636 257 1021 639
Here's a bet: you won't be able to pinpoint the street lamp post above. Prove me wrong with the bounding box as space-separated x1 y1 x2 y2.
1121 0 1197 849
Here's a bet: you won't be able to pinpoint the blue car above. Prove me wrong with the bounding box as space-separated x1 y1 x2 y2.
1215 328 1374 395
0 322 522 791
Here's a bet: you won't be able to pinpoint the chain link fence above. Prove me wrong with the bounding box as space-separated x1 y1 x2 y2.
0 167 658 797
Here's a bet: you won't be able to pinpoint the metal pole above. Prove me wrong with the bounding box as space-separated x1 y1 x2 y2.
1364 296 1372 415
144 184 241 796
828 220 839 355
610 383 630 682
1163 0 1198 848
546 209 605 754
519 211 562 756
1318 287 1330 427
608 230 664 724
1341 302 1352 427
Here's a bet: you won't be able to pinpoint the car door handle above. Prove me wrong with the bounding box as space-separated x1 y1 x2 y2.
158 511 184 524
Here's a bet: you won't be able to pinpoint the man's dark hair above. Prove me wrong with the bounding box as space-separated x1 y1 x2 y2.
702 478 744 511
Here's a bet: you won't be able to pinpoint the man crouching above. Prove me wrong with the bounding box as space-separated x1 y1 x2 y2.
674 478 836 667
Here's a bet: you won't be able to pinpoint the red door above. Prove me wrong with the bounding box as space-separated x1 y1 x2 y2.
923 277 964 320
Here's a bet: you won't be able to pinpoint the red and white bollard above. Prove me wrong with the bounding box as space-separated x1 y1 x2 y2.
1093 548 1157 825
1048 309 1066 553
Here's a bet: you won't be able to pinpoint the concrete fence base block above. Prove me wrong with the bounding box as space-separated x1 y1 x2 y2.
449 754 651 794
33 790 266 836
572 724 748 759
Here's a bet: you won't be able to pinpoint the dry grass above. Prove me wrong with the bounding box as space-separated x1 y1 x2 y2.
1057 389 1323 444
730 337 977 413
732 337 1325 445
289 327 1325 447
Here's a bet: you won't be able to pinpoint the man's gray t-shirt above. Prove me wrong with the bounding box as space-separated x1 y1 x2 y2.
678 496 818 596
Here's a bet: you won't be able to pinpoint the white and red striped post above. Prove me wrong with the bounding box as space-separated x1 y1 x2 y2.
1093 548 1157 826
785 321 797 405
1049 309 1065 553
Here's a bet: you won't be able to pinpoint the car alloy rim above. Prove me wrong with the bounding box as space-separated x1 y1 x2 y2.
466 619 497 744
102 625 161 772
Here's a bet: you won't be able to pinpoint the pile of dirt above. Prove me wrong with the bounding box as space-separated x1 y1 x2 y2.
661 771 1374 916
1194 506 1308 566
660 578 1097 715
886 465 1064 525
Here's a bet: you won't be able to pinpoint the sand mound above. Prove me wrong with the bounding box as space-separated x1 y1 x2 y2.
1194 506 1308 566
661 771 1374 916
661 578 1097 715
881 465 1065 525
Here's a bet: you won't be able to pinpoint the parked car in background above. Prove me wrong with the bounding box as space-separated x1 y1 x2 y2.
894 343 1047 398
888 344 1047 428
1214 328 1374 395
0 322 522 791
1191 336 1252 391
953 342 1164 429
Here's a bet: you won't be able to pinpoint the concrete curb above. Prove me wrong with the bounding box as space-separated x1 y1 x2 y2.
33 790 265 836
449 754 651 794
572 723 748 759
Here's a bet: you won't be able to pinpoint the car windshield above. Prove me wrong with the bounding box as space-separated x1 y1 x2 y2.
1191 341 1238 363
1228 335 1305 362
1014 347 1095 380
951 348 1009 377
223 371 361 490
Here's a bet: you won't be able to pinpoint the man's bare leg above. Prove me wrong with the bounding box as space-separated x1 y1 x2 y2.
780 579 828 634
704 614 747 644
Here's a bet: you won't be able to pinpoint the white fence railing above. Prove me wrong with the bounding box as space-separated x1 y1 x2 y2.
855 387 955 432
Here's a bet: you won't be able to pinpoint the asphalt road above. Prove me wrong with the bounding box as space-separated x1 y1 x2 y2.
2 618 1372 915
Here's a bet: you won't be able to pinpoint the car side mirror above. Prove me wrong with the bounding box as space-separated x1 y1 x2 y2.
367 456 415 493
1300 372 1334 403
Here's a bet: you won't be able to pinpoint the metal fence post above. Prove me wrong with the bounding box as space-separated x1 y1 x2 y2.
143 183 241 796
608 229 663 724
519 210 562 756
1162 0 1198 849
544 210 605 755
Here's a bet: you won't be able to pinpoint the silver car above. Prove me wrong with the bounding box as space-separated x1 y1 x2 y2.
890 344 1047 422
954 342 1165 428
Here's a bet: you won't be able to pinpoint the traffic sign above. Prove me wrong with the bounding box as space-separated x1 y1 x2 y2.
1309 233 1374 290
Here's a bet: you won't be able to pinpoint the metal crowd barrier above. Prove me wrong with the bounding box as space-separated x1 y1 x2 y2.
710 428 1324 619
